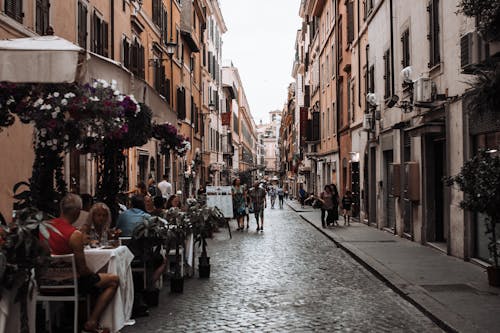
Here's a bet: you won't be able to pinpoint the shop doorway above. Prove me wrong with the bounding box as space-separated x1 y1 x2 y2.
384 150 395 230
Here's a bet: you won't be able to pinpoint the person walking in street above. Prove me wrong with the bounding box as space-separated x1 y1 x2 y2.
319 185 336 228
284 189 289 200
157 174 172 200
277 186 284 209
330 184 340 226
299 185 307 208
231 178 247 231
342 190 353 226
249 181 267 232
269 186 277 209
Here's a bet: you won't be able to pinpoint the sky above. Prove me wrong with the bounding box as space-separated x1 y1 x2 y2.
219 0 302 125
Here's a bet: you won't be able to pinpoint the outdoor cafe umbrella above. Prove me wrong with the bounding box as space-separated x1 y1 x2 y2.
0 35 85 83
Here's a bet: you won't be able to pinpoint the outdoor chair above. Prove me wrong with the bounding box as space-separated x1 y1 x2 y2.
35 254 90 333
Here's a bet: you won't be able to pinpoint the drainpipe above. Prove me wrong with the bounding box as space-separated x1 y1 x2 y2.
357 0 361 107
110 0 115 60
335 0 340 148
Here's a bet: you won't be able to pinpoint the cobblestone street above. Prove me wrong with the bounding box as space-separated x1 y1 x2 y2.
124 204 441 332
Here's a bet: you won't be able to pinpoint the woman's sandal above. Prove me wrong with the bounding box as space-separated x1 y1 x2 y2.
82 325 110 333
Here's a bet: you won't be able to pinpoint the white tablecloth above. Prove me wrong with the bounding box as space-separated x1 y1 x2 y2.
85 245 135 333
0 285 36 333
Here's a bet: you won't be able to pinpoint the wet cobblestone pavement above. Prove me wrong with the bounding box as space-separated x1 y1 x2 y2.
123 204 441 332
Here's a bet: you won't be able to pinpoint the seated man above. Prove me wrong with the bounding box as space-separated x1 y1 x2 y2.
116 195 151 237
40 193 119 333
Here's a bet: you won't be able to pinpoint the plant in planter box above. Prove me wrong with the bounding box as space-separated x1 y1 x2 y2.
0 207 55 333
130 215 168 306
164 207 191 293
187 199 225 278
445 150 500 286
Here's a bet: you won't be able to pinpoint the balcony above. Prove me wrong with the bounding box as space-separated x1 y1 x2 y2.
180 0 200 52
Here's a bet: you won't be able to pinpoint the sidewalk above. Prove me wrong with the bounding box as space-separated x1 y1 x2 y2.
287 200 500 333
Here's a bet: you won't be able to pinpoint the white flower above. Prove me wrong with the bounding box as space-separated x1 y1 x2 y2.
64 135 69 141
6 97 15 105
33 98 44 107
111 79 117 90
52 139 58 145
64 92 76 99
51 145 57 151
40 104 52 110
116 95 124 102
40 128 47 137
53 92 60 98
51 111 58 119
61 99 68 106
114 90 120 96
89 96 100 102
46 140 52 146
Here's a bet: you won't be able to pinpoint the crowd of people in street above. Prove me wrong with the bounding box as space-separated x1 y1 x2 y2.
231 179 288 232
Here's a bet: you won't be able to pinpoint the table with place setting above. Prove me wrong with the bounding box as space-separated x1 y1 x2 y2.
84 244 135 333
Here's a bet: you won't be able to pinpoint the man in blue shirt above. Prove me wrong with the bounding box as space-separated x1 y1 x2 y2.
116 195 151 237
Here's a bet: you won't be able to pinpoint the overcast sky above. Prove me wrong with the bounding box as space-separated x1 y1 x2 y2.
219 0 302 125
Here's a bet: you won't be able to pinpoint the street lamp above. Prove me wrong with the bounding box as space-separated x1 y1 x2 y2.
165 40 177 109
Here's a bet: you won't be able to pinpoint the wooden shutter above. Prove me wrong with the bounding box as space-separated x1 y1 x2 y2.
5 0 23 23
177 88 186 120
165 78 171 103
383 49 390 98
78 2 87 48
347 1 354 43
139 44 145 79
401 29 410 67
36 0 43 34
103 21 109 57
162 9 168 43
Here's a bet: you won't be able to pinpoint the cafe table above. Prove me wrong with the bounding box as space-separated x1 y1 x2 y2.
84 245 135 333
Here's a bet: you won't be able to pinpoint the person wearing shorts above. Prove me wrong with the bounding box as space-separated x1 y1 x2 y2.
40 194 119 333
342 190 353 226
249 181 267 231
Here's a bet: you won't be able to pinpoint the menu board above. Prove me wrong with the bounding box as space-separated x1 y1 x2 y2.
206 186 233 218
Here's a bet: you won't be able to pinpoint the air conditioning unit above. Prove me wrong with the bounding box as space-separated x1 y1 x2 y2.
460 31 485 74
413 77 433 103
363 114 372 131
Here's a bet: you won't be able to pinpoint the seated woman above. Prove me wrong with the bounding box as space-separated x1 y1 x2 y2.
166 194 182 209
81 202 112 245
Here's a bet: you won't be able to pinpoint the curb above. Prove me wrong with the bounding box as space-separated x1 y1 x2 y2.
288 202 460 333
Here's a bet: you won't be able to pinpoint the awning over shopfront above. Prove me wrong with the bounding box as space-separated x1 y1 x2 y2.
0 36 84 83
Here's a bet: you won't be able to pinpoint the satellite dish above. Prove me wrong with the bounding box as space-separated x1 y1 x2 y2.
401 66 413 83
366 93 378 107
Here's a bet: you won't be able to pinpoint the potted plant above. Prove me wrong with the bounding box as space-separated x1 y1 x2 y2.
130 215 167 306
446 150 500 286
165 207 190 293
189 200 225 278
0 207 55 333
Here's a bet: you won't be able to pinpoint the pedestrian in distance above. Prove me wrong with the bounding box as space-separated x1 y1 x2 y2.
342 190 353 226
330 184 340 226
277 187 284 209
299 185 307 208
249 181 267 232
319 185 337 228
284 189 289 200
269 186 277 208
157 174 173 200
231 178 247 231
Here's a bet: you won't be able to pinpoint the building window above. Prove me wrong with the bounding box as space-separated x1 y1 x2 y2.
162 8 168 44
383 49 391 99
368 66 374 93
347 1 354 43
331 44 335 77
401 29 410 68
332 102 336 133
428 0 440 67
122 37 130 69
152 0 161 27
5 0 23 23
154 58 166 95
91 12 109 57
36 0 50 35
130 38 145 79
339 80 344 127
78 1 87 48
347 77 352 125
177 87 186 120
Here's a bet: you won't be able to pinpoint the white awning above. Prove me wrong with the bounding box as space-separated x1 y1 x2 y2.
0 36 84 83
